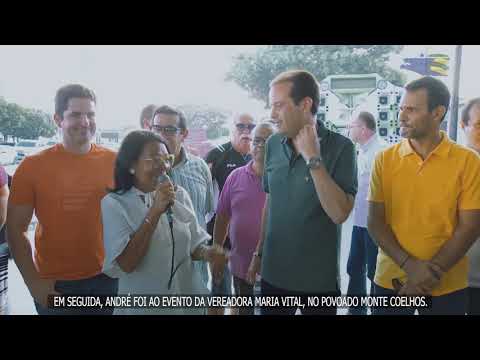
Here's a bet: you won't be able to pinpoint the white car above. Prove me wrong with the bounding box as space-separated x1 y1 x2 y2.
0 145 16 165
44 140 57 147
13 140 43 164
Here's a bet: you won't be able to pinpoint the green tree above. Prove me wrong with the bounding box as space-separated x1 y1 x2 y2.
23 109 56 139
226 45 407 105
0 101 25 141
0 99 56 141
176 104 231 140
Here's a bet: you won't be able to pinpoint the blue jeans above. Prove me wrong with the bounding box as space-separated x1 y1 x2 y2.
211 265 232 295
233 275 254 315
372 283 467 315
467 287 480 315
193 260 209 291
347 226 378 315
34 273 118 315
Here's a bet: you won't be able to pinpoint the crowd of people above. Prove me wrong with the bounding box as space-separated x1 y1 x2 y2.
0 69 480 315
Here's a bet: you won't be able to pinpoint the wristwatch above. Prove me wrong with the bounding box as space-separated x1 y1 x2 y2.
306 156 323 170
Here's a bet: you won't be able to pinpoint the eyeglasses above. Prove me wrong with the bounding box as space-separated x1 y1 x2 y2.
140 154 175 169
253 137 267 147
235 123 256 132
151 125 182 135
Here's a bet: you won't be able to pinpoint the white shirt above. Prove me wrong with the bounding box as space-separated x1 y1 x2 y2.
353 134 388 228
468 239 480 288
101 186 210 315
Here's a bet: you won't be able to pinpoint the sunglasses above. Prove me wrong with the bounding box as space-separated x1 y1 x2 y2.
152 125 182 135
235 123 256 132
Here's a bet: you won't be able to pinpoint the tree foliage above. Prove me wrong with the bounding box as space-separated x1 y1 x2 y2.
0 97 56 141
227 45 407 105
176 104 231 139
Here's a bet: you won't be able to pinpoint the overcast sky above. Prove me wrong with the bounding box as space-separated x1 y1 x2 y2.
0 45 478 130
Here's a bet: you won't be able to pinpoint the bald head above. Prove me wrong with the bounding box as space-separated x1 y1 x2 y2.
251 121 276 166
254 121 275 137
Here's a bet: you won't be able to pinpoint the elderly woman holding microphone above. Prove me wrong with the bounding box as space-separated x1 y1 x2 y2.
101 130 227 315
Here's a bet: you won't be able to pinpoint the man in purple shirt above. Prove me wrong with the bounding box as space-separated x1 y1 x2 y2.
213 122 275 315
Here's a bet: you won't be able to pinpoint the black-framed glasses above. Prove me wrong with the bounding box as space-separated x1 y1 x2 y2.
235 123 256 132
152 125 181 135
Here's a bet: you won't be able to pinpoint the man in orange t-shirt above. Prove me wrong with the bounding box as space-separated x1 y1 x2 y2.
8 84 117 315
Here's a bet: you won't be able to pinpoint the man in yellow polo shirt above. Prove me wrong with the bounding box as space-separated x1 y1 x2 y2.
368 76 480 315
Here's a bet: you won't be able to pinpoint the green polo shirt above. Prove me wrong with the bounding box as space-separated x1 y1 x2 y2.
262 120 357 293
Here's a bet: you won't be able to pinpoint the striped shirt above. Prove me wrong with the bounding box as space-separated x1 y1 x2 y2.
0 243 8 314
170 147 214 230
0 166 8 313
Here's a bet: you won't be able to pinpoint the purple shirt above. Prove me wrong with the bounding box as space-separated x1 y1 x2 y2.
216 161 266 280
0 166 7 187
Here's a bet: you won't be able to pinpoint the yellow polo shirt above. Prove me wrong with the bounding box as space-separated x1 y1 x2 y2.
368 132 480 296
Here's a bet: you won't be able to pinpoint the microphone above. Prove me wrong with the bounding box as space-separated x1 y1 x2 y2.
157 173 174 225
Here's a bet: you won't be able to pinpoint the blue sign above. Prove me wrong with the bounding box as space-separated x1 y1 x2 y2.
401 54 449 76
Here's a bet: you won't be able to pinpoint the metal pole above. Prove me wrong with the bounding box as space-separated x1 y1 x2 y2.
448 45 462 141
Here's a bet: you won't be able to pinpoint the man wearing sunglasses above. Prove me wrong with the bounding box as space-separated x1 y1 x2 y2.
205 113 256 315
151 105 214 293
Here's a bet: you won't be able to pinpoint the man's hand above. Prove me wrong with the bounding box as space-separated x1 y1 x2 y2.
403 258 442 292
427 262 445 280
28 278 59 308
207 245 228 285
246 255 261 285
398 281 427 296
292 125 321 162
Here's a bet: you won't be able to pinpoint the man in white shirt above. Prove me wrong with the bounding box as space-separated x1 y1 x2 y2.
460 97 480 315
346 111 388 315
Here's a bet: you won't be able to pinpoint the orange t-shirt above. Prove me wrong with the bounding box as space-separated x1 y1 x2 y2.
10 144 116 280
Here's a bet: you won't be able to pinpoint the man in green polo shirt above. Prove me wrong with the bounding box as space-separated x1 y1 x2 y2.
248 70 357 315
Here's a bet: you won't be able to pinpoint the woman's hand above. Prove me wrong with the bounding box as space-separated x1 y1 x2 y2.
151 180 175 216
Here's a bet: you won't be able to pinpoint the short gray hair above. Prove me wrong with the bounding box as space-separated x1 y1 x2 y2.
255 121 276 134
461 98 480 125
